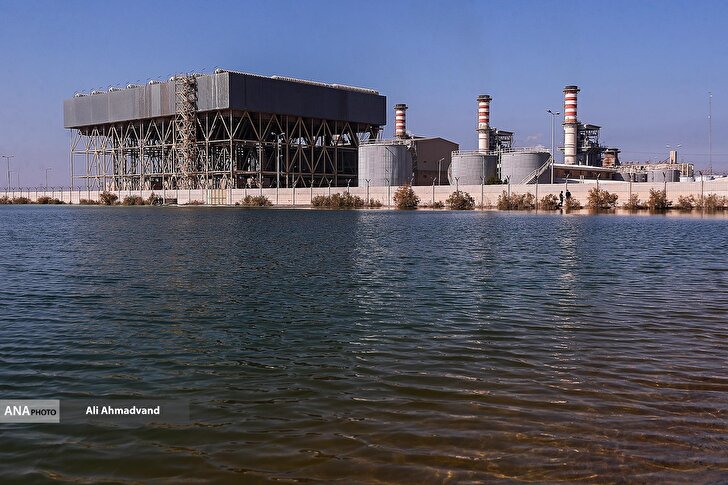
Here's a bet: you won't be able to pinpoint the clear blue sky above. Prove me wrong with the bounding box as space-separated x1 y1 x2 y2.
1 0 726 186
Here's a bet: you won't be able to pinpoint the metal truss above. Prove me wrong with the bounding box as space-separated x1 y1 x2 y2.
70 109 380 190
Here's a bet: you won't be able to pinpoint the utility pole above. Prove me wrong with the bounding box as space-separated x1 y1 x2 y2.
2 155 14 192
708 92 713 175
547 110 560 183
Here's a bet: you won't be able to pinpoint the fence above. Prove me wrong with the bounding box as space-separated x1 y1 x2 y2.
1 180 727 208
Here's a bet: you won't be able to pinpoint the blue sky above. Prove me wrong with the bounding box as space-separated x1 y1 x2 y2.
0 0 726 186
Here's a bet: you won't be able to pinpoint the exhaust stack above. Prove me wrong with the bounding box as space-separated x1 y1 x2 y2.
563 85 579 165
477 95 491 151
394 103 408 139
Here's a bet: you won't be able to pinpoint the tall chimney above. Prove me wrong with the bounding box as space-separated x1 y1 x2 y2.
563 85 579 165
477 95 491 151
394 103 408 139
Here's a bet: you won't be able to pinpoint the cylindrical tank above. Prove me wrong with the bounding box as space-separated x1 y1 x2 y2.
500 151 551 184
357 143 413 187
647 169 680 183
449 153 497 185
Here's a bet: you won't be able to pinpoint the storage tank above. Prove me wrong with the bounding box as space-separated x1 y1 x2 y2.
500 150 551 184
449 152 497 185
358 142 413 187
647 169 680 183
620 172 648 182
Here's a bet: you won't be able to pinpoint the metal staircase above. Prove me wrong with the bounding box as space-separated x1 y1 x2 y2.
519 156 553 184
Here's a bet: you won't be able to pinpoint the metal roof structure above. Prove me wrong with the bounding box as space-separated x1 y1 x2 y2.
64 70 386 128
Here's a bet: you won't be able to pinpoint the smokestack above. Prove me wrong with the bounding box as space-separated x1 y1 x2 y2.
394 103 408 139
563 85 579 165
477 95 491 151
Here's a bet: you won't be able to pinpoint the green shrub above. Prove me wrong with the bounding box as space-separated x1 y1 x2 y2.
647 189 671 211
121 195 145 206
393 184 419 210
420 200 445 209
311 193 365 208
697 194 727 211
367 199 383 208
36 196 64 205
184 200 205 206
78 198 99 205
0 196 10 204
11 197 31 204
99 191 119 205
565 197 582 211
239 195 271 207
622 194 643 210
587 187 619 210
676 195 696 211
446 191 475 210
497 191 536 210
146 193 163 206
539 194 560 210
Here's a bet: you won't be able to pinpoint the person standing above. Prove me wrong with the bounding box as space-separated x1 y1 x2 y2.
559 191 564 207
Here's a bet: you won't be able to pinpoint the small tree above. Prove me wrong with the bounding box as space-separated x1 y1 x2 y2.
497 191 536 210
676 195 696 211
587 187 619 210
622 194 643 210
564 197 582 211
647 189 671 211
446 191 475 210
147 192 163 206
99 191 119 205
121 195 145 206
539 194 560 210
240 195 271 207
697 194 727 212
393 184 419 210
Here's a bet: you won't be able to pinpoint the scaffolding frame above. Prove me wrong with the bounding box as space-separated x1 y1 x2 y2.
70 109 380 190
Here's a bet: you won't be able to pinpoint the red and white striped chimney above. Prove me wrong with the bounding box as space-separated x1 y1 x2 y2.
477 95 491 151
563 85 579 165
394 103 408 139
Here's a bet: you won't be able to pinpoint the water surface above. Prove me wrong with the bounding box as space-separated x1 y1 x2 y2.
0 206 726 483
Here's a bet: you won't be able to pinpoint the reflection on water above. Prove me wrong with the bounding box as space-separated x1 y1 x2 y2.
0 206 726 483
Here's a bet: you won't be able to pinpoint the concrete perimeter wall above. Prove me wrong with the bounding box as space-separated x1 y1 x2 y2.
1 181 727 207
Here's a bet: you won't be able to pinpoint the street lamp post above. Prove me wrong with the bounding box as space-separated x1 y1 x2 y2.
2 155 14 193
547 110 560 184
9 171 16 198
45 168 52 192
699 170 704 207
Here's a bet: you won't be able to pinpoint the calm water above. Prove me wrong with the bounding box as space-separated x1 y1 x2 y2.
0 206 727 483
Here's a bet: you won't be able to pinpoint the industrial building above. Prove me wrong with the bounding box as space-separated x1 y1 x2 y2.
357 104 458 187
64 69 386 190
551 85 623 182
449 94 550 186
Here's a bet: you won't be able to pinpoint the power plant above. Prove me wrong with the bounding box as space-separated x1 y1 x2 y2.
63 70 702 190
357 104 457 187
65 69 386 190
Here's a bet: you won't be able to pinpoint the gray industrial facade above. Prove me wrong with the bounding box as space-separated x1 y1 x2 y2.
64 70 386 190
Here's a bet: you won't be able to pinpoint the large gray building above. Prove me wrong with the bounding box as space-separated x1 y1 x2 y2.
64 69 386 190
